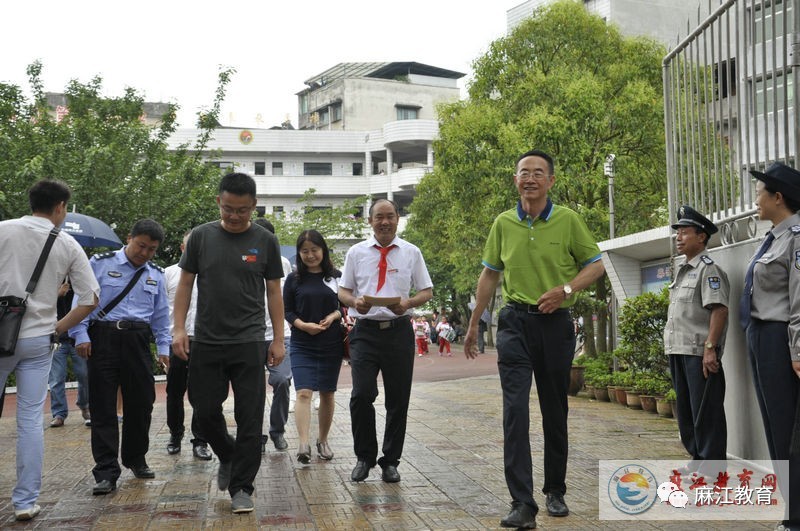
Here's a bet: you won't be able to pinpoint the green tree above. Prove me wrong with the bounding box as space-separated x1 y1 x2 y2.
264 189 370 266
0 62 235 265
407 0 668 355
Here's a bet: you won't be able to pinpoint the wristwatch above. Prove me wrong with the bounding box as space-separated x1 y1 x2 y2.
704 341 716 349
563 284 573 298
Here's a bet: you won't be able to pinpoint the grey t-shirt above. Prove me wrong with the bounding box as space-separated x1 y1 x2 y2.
180 221 283 344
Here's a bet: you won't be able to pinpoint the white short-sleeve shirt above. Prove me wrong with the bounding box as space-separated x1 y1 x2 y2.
340 235 433 320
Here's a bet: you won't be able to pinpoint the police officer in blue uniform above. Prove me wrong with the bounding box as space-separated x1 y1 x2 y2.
740 162 800 530
70 219 170 496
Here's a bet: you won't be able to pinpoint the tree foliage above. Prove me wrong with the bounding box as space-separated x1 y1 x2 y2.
0 62 235 264
406 0 669 346
264 189 370 266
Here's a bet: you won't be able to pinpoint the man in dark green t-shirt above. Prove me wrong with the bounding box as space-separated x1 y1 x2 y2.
464 149 605 529
172 172 285 514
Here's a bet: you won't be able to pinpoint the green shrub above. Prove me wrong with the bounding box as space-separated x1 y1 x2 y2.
614 288 670 375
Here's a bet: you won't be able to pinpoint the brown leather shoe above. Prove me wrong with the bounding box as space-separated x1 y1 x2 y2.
50 417 64 428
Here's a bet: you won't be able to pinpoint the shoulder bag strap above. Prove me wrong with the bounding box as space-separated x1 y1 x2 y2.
96 267 146 319
24 227 61 298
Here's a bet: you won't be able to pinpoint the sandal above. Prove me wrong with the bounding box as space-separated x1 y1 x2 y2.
297 443 311 464
316 440 334 460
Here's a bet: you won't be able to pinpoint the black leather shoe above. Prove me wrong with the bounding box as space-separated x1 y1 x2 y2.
167 434 181 455
545 492 569 517
381 465 401 483
92 479 116 495
129 464 155 479
192 444 212 460
351 460 371 482
271 433 288 451
500 501 537 528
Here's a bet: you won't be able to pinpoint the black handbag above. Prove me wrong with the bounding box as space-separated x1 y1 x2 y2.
0 228 60 357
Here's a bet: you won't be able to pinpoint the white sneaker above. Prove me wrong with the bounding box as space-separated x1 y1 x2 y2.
314 396 320 410
15 504 41 521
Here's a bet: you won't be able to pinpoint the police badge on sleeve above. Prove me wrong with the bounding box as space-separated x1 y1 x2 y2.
707 276 721 290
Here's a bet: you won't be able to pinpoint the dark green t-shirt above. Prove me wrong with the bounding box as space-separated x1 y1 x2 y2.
179 221 283 344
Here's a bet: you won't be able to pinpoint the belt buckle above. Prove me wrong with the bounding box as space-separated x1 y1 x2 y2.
115 321 127 330
379 320 391 330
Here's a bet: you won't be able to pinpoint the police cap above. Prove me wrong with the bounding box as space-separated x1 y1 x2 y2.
671 205 718 236
749 161 800 203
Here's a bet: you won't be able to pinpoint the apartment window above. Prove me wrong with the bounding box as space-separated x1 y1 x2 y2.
207 161 233 172
396 105 419 120
750 0 792 44
305 205 332 214
751 73 794 115
299 94 308 114
273 205 284 216
272 162 283 176
353 162 363 176
254 161 265 175
318 109 329 125
304 162 332 176
713 58 737 99
332 103 342 122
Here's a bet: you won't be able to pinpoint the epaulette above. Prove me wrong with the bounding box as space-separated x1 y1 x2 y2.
92 251 116 260
790 225 800 234
700 255 714 265
148 261 165 273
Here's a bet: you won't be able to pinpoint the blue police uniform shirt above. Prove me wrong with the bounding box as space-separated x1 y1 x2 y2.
69 248 170 355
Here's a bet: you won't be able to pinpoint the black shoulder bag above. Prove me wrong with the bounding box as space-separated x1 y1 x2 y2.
0 228 60 356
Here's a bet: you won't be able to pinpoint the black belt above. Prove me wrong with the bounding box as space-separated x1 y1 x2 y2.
90 320 151 330
357 315 411 330
507 302 570 315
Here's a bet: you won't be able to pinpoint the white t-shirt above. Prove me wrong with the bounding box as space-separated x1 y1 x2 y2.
165 262 197 337
265 255 292 341
0 215 99 339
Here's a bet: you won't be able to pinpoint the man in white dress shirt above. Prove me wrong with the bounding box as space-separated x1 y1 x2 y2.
338 199 433 484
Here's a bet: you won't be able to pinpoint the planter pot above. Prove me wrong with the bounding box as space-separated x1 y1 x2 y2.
607 386 619 403
626 391 642 409
594 386 610 402
584 385 595 398
614 387 628 405
639 394 657 413
568 366 585 396
670 400 678 419
656 398 673 417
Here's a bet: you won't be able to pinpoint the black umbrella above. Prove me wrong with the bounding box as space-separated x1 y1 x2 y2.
60 212 123 249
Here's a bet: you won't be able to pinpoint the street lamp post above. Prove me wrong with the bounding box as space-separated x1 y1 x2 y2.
604 154 616 354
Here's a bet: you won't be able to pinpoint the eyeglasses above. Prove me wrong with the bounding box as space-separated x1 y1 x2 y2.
219 204 254 216
517 170 550 181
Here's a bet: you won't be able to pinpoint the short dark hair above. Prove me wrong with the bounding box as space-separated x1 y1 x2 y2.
693 226 709 246
368 198 400 218
28 179 71 214
516 149 555 175
130 219 165 242
764 183 800 213
253 217 275 234
295 229 337 281
219 172 256 198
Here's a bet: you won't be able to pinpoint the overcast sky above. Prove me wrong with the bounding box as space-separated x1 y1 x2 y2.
3 0 519 129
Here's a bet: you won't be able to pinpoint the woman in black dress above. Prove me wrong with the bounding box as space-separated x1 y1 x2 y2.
284 230 345 463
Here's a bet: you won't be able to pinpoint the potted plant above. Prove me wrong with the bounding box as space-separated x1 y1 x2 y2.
581 353 613 400
634 371 671 414
568 354 587 396
610 370 633 405
657 388 676 418
590 374 612 401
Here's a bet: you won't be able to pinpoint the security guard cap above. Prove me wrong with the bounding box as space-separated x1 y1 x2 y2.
671 205 718 236
749 161 800 203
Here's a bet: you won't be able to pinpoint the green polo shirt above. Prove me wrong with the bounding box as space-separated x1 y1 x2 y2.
482 200 602 308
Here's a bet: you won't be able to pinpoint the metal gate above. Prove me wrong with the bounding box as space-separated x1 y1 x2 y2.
663 0 799 244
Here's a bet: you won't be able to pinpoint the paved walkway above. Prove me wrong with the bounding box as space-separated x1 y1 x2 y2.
0 349 776 529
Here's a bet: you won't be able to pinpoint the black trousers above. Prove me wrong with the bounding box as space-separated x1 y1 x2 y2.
349 316 414 469
669 354 727 462
188 341 266 496
496 306 575 513
166 346 205 444
87 326 155 483
747 319 800 524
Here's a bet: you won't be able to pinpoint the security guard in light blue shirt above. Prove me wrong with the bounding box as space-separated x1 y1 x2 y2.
69 219 170 496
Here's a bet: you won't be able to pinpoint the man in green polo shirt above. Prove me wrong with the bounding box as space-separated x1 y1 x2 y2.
464 149 605 529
